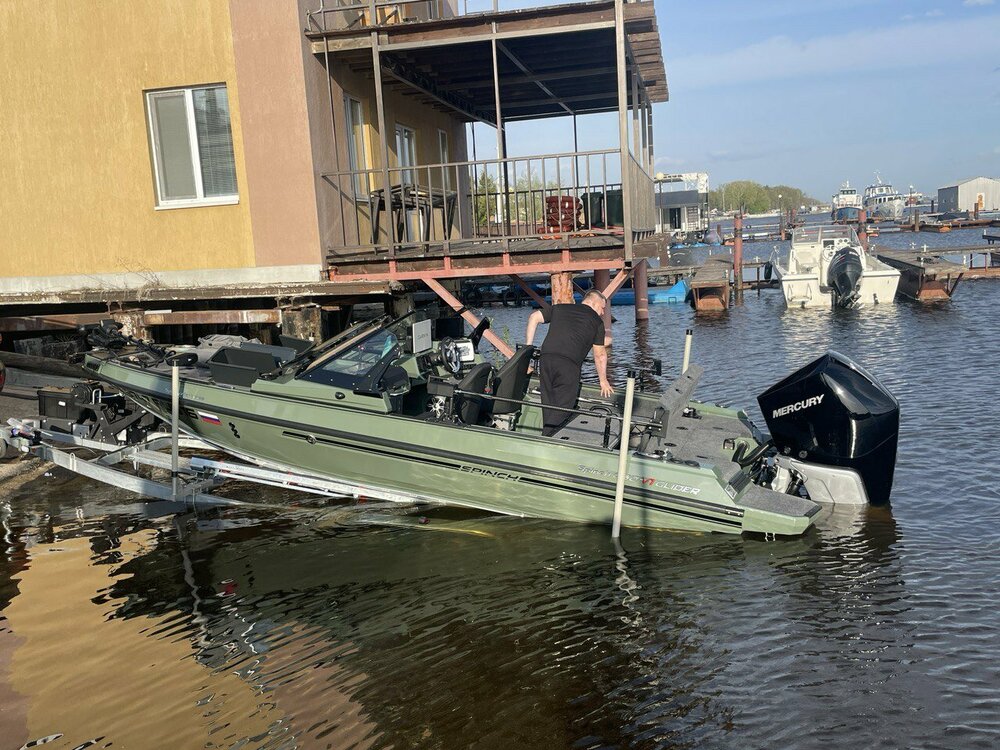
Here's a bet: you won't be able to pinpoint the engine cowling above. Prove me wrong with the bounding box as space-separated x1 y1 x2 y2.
827 246 864 307
758 352 899 505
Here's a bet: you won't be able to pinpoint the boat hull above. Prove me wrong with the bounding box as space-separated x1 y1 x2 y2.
83 356 817 537
776 253 900 308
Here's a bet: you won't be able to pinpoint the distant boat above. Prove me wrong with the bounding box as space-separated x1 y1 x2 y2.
831 181 861 221
703 229 722 246
533 279 690 307
833 206 861 224
863 174 905 222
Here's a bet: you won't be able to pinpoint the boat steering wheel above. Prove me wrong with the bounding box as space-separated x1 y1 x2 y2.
439 337 463 376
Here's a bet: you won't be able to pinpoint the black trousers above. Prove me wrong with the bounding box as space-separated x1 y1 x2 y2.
539 354 582 436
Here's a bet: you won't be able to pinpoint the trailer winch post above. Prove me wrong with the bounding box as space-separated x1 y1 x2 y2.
682 329 693 373
611 371 637 539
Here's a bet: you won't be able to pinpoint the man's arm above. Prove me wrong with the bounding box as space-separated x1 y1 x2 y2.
525 309 545 346
593 344 613 397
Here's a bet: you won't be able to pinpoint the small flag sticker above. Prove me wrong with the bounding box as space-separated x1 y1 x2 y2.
197 412 222 425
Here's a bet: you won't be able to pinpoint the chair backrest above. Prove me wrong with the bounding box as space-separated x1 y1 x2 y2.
490 345 536 416
455 363 494 424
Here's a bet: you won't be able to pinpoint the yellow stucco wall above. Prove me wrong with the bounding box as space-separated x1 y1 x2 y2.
0 0 255 280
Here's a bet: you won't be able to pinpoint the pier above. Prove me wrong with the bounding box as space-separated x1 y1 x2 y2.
874 248 965 301
688 255 735 311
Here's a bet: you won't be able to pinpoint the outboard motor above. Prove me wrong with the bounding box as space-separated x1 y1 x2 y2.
827 246 864 307
758 352 899 505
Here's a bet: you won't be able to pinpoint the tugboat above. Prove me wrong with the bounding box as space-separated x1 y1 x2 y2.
57 311 902 537
770 225 900 308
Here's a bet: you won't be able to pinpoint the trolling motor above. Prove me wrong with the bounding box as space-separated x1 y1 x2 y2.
758 351 899 505
79 320 169 365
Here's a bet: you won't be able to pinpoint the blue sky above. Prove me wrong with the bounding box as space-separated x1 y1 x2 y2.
496 0 1000 200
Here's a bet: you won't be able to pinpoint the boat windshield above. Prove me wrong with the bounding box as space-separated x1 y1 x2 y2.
793 225 858 244
298 309 437 389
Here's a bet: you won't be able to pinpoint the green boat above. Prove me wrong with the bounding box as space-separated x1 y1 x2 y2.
79 310 899 537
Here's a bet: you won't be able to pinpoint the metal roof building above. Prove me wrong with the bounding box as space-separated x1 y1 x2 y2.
937 177 1000 213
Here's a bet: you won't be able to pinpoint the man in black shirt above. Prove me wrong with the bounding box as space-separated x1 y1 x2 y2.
525 290 613 436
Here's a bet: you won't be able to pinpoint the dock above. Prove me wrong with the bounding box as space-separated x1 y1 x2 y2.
874 248 966 302
985 231 1000 246
688 255 734 312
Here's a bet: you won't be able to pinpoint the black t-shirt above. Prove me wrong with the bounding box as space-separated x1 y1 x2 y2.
540 303 606 367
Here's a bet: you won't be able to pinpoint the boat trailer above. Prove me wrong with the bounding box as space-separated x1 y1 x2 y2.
3 418 447 526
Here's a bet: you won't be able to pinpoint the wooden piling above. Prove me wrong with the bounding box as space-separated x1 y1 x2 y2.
550 272 574 304
733 213 744 303
593 268 613 345
633 261 649 321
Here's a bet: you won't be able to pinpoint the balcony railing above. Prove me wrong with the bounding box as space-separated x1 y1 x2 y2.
306 0 604 33
320 148 655 258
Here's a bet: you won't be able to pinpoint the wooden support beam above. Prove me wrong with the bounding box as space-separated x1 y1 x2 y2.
509 274 550 309
423 277 515 358
141 310 280 326
600 267 630 298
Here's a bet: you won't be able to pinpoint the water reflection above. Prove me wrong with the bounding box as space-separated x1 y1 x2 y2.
0 473 934 750
4 264 1000 748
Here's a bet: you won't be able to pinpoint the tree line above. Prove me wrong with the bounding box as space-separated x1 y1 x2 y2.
708 181 820 214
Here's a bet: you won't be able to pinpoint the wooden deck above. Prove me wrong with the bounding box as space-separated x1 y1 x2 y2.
326 233 665 282
874 248 965 301
687 255 732 311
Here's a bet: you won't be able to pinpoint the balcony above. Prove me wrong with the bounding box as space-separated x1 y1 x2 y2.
306 0 666 282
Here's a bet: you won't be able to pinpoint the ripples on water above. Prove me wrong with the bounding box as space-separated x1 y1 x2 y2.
3 245 1000 748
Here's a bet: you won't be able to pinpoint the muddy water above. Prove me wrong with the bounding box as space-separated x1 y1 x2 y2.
2 247 1000 748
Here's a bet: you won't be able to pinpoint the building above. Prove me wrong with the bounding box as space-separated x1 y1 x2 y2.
0 0 667 347
654 173 708 238
937 177 1000 213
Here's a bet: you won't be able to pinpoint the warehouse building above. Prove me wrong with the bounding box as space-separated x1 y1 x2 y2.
937 177 1000 213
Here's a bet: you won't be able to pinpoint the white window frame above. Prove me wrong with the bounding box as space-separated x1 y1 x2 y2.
437 128 452 190
146 84 239 210
344 95 370 199
395 123 417 185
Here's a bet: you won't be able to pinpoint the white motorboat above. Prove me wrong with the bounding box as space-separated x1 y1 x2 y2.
771 225 900 309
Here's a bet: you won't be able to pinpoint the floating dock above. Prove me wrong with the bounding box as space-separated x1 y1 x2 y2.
874 249 965 302
985 231 1000 246
688 255 734 312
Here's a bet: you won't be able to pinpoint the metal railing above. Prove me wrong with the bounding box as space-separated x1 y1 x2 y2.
321 148 657 257
306 0 611 33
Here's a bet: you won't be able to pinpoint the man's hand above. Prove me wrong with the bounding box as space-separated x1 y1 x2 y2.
600 381 614 398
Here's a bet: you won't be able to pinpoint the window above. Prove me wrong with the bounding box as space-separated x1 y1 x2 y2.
345 96 369 198
438 129 452 189
146 85 237 208
395 124 416 185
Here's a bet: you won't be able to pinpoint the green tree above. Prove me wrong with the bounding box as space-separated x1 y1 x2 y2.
473 169 499 228
710 180 819 213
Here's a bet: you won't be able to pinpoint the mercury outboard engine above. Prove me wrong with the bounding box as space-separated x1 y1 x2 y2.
827 246 864 307
758 352 899 505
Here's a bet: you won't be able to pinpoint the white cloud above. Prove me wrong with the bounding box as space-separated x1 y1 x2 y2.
670 15 1000 89
963 0 994 7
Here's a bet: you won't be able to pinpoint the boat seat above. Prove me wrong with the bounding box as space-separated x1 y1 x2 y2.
207 347 281 387
652 364 704 436
453 363 494 425
488 344 535 421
